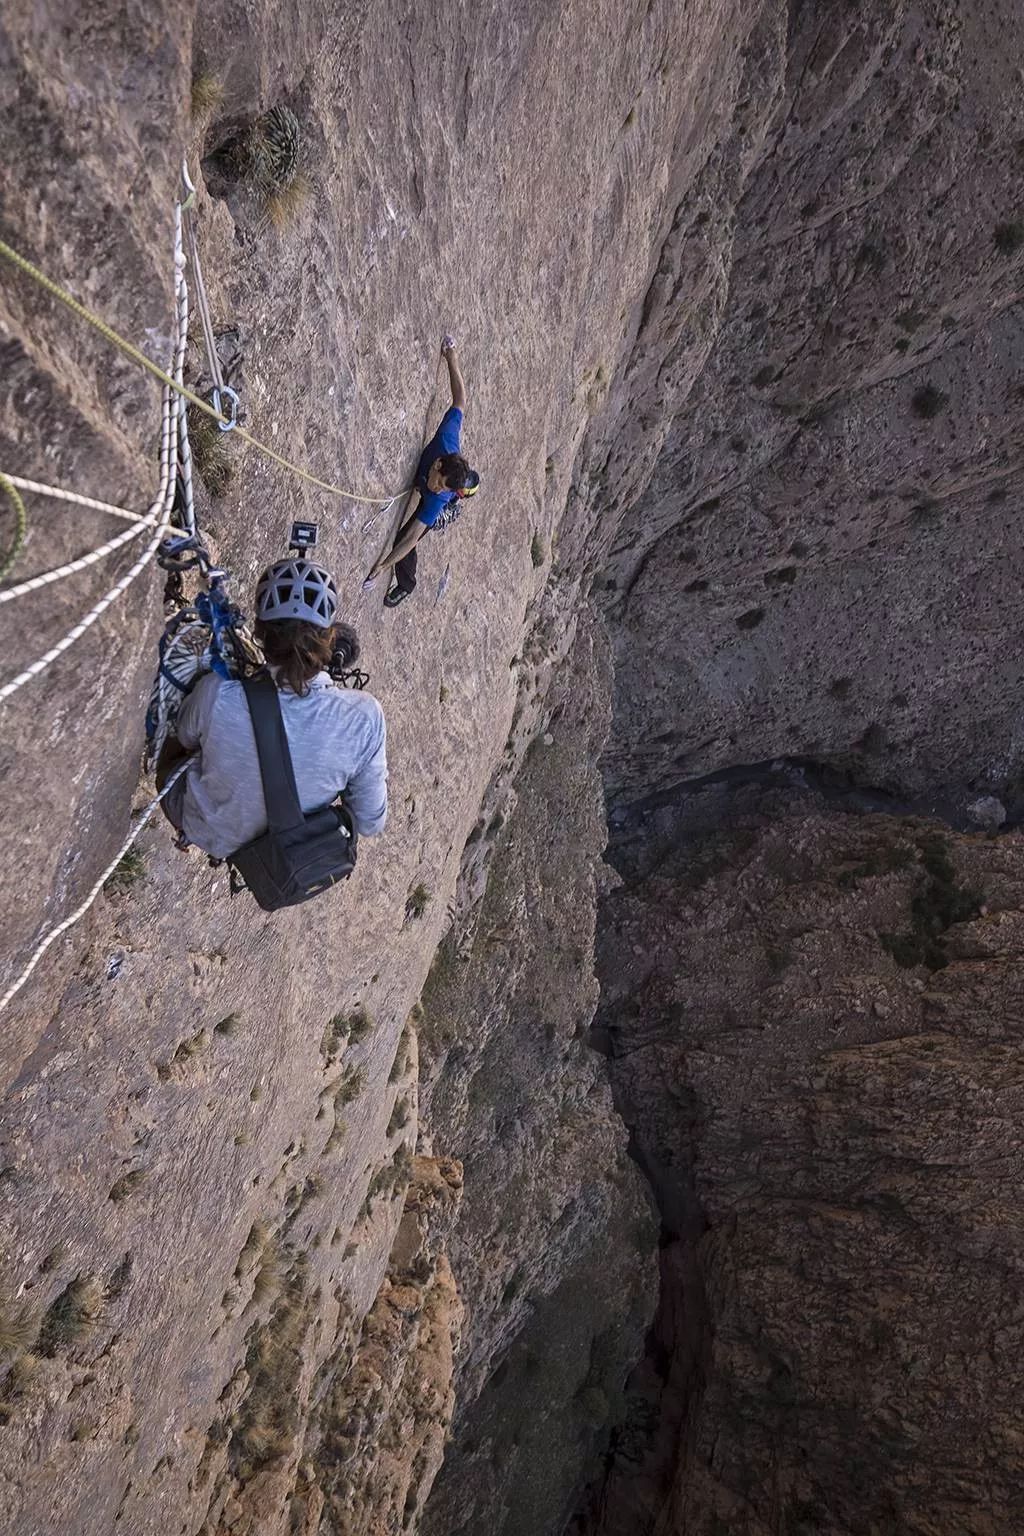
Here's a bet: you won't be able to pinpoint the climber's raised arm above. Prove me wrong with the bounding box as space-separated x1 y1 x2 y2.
442 335 467 412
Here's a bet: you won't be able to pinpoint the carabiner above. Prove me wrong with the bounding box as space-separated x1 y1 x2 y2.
180 159 197 213
211 385 240 433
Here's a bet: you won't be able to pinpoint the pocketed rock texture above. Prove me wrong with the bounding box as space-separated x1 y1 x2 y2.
577 796 1024 1535
418 616 656 1536
599 0 1024 812
298 1155 465 1536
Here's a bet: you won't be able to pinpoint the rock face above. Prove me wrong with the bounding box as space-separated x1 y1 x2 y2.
576 796 1024 1535
0 0 684 1529
417 616 656 1536
599 0 1024 814
2 0 1023 1533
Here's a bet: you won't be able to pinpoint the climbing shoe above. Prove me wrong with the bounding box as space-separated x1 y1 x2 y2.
383 586 412 608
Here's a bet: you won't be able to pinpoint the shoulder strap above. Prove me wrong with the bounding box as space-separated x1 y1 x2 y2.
241 671 304 832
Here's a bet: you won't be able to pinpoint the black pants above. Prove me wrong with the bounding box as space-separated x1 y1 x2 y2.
392 517 418 594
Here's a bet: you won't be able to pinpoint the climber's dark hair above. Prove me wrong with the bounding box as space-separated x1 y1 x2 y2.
254 617 335 697
438 452 471 491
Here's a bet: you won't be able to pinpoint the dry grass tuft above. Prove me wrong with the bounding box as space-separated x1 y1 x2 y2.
188 407 235 497
108 1169 147 1203
4 1352 38 1396
405 882 431 921
261 171 312 232
346 1006 373 1045
190 71 225 118
38 1275 103 1356
232 1257 311 1477
0 1294 37 1358
174 1028 209 1063
250 1242 283 1308
335 1067 364 1106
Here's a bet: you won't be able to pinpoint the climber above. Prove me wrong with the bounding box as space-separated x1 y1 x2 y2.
159 559 388 859
363 335 480 607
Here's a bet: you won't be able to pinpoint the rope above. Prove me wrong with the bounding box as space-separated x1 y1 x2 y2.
0 235 409 507
173 243 198 543
0 474 28 581
184 202 226 398
0 499 164 603
0 474 144 524
0 206 186 704
0 758 191 1015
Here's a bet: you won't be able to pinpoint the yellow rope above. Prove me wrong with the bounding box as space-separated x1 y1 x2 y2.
0 473 28 581
0 236 407 507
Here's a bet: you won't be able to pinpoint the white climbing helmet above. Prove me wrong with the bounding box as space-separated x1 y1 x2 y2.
256 558 338 628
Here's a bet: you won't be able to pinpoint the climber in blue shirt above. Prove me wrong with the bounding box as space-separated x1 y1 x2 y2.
364 336 480 607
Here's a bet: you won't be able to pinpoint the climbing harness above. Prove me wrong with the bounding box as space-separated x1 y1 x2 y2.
145 579 262 767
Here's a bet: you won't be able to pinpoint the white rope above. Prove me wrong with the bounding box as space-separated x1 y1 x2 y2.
361 494 401 535
0 503 164 603
0 403 176 700
185 195 225 398
0 475 145 524
0 759 192 1015
0 203 188 704
0 202 196 1015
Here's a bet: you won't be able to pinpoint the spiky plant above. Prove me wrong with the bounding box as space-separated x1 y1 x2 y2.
243 107 311 231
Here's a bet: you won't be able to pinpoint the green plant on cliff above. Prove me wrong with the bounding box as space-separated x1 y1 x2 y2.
993 220 1024 255
837 842 915 889
880 833 984 971
232 1258 311 1476
531 530 546 568
104 846 145 892
406 882 431 920
910 383 948 420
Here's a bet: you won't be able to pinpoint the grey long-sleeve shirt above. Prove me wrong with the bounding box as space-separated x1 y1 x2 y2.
174 671 388 858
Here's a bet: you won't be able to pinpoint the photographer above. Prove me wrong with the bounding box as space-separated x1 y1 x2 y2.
160 559 387 857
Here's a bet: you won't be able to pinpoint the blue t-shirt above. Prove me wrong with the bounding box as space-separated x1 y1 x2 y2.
415 407 463 528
